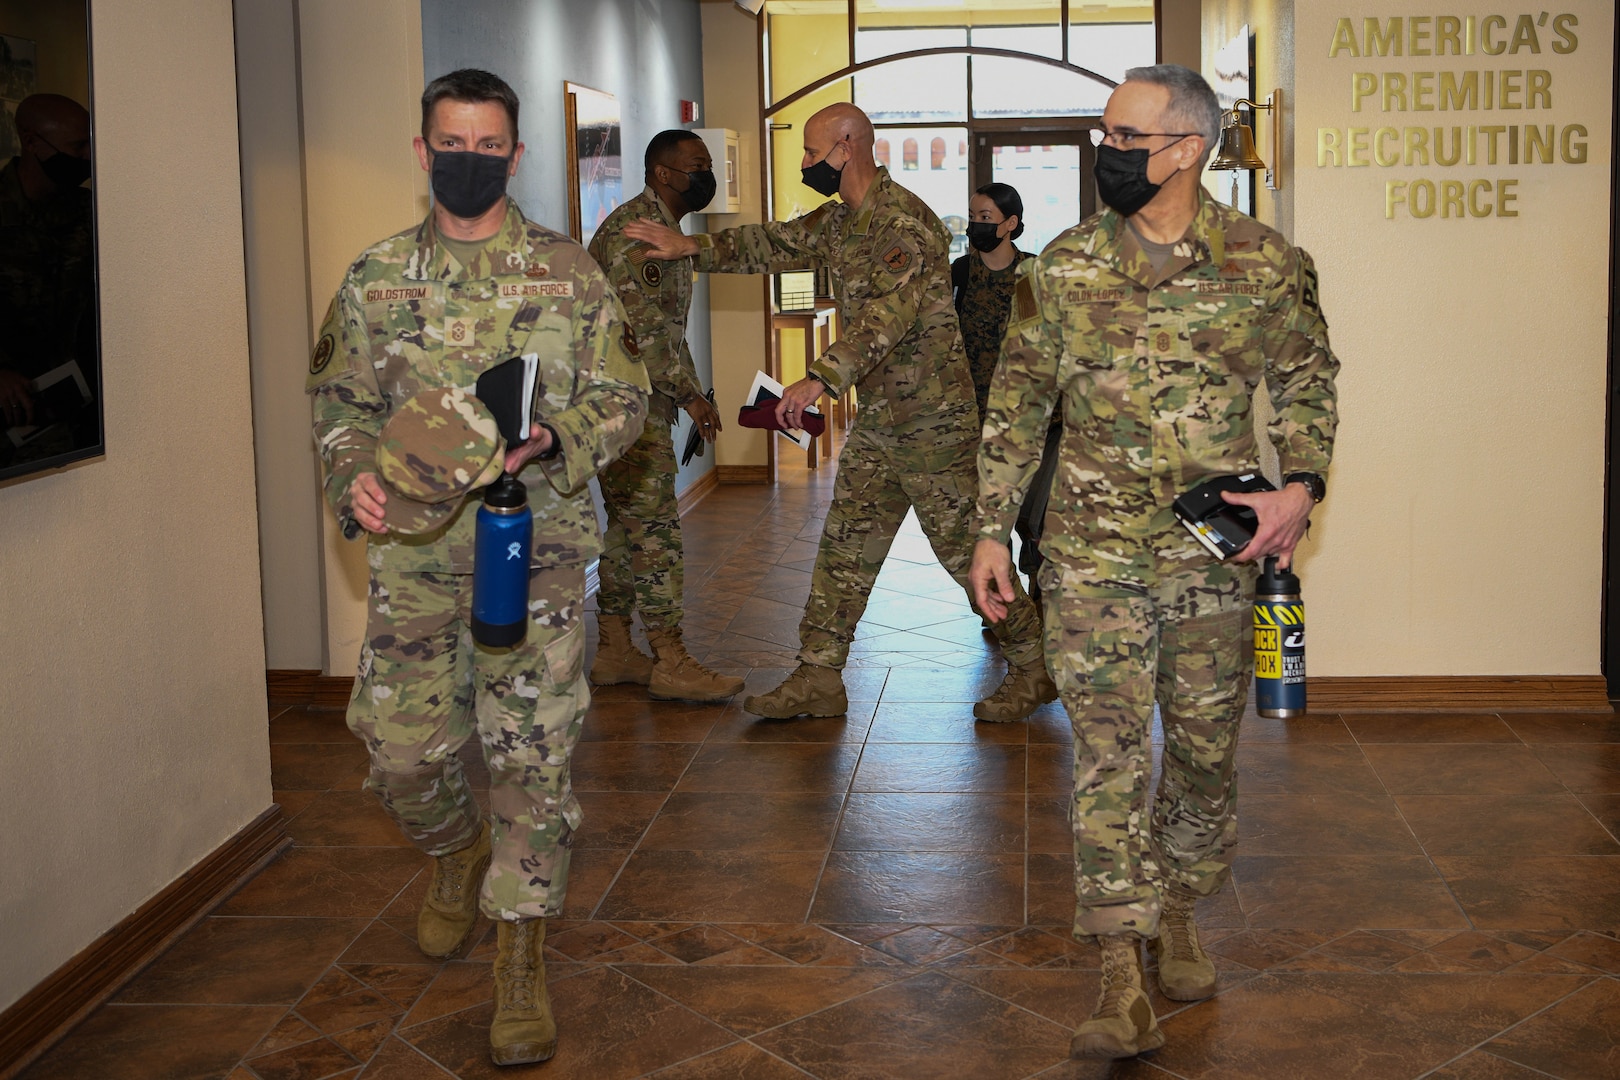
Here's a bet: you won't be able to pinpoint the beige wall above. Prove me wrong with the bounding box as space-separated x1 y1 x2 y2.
297 1 429 675
0 0 270 1012
1292 2 1612 674
236 0 322 671
701 0 773 472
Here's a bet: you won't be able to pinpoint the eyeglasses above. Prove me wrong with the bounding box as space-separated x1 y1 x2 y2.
1088 127 1197 150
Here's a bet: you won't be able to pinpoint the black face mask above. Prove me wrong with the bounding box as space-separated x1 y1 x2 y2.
36 140 91 189
430 150 511 218
801 145 844 197
966 221 1005 253
1093 145 1161 217
680 169 717 213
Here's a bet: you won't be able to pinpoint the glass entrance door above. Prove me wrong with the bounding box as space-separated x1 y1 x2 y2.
972 129 1098 256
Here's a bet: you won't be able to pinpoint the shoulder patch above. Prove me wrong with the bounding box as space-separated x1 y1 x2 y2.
309 333 335 376
1301 261 1321 316
881 244 910 272
641 260 663 288
1013 276 1039 324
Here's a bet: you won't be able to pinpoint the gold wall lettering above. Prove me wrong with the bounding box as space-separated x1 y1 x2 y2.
1320 11 1590 218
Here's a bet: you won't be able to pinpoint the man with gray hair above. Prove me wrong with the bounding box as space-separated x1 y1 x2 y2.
972 65 1338 1059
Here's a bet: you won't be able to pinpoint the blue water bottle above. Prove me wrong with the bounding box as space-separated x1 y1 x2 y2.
1254 556 1306 717
472 474 532 648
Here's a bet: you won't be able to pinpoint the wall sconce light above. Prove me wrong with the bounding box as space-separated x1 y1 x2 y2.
1211 90 1282 192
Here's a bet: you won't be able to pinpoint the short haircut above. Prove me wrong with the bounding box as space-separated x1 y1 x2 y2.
1122 63 1221 166
645 129 704 172
421 69 520 141
975 182 1025 241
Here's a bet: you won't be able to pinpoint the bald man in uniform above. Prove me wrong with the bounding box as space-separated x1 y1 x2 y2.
627 102 1052 723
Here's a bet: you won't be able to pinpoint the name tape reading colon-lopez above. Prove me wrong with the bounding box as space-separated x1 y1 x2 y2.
1317 13 1594 220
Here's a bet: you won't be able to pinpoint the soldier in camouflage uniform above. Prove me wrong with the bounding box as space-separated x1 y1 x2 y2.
587 130 743 703
0 94 96 467
625 102 1053 723
971 66 1338 1060
308 70 647 1068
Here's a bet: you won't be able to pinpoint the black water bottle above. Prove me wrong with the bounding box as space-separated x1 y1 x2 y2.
472 474 532 647
1254 556 1306 717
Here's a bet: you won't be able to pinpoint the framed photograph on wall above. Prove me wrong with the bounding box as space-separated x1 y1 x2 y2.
1210 25 1256 217
1 5 103 486
564 81 622 247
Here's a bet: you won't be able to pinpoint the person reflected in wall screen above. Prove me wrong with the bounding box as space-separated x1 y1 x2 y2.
306 68 648 1068
625 101 1056 725
952 181 1059 616
0 93 97 473
972 64 1338 1061
587 129 743 704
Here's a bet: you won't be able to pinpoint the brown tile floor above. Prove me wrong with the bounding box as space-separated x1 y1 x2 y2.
22 460 1620 1080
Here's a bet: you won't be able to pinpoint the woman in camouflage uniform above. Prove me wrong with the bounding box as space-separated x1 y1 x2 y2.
953 183 1061 610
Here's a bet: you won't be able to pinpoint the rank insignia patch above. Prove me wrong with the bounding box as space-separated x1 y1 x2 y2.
309 333 334 375
622 326 641 358
881 244 910 272
641 261 663 287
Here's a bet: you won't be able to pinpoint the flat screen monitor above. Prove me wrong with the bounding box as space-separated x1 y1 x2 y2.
0 1 102 485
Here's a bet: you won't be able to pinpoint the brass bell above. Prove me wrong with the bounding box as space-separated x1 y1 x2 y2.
1211 110 1266 172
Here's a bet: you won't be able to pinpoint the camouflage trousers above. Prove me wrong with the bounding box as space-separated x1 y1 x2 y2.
347 565 589 921
597 418 683 628
799 407 1044 670
1040 558 1256 939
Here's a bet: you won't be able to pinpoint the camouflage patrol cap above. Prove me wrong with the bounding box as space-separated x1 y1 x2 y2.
375 388 507 534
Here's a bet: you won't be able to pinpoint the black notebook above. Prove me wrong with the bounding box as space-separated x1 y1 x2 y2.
475 354 540 446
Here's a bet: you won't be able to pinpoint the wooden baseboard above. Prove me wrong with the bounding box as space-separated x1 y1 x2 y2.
267 669 354 712
1306 675 1613 713
717 464 770 484
0 806 291 1080
677 468 719 517
267 667 320 708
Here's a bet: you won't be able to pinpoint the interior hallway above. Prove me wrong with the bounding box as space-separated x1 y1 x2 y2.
18 455 1620 1080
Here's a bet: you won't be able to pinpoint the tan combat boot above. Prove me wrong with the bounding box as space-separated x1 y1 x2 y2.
972 660 1058 722
742 663 848 719
1152 890 1217 1000
1071 934 1164 1060
645 625 745 702
490 918 556 1066
417 822 491 959
590 614 654 686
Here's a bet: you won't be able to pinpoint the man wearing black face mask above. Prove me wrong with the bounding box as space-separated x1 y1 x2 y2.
971 65 1339 1061
0 94 95 439
307 68 648 1068
585 129 741 702
625 102 1053 725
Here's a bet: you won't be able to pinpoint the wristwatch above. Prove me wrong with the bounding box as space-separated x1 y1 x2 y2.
1283 471 1326 503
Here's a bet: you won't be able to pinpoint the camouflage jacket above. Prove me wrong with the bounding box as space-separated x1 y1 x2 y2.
974 191 1339 585
308 198 649 574
953 247 1030 421
0 157 96 379
589 186 703 426
693 167 975 428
